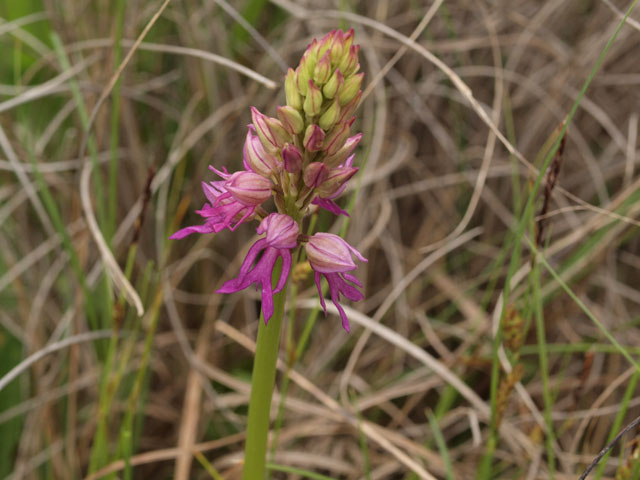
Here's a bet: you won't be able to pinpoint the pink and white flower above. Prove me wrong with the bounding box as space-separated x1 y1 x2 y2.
305 232 367 331
169 167 264 239
217 214 299 323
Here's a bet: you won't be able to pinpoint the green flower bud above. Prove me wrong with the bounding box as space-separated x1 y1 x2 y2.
329 30 344 66
322 132 362 169
301 46 317 78
337 91 360 124
303 124 325 152
342 29 355 54
322 68 343 99
338 45 360 77
318 99 340 131
313 52 332 85
296 65 310 96
338 72 363 106
277 106 304 135
305 38 319 64
303 80 323 117
285 68 302 110
324 117 354 156
316 31 334 58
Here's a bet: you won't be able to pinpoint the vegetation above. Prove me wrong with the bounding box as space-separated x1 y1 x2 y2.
1 1 640 478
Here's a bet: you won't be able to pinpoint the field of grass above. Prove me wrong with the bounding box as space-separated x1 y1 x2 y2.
2 0 640 478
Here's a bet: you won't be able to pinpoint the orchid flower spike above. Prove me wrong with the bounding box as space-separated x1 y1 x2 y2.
171 29 367 330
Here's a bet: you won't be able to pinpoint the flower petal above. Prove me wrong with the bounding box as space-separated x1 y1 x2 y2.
312 197 349 217
274 250 292 293
169 224 216 239
314 271 328 317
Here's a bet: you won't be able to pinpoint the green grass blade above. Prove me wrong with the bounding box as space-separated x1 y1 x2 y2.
427 410 454 480
107 0 126 243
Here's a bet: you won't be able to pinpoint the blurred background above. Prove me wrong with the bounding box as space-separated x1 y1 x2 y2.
1 0 640 478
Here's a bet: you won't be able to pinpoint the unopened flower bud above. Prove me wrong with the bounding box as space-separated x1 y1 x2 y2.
342 29 355 53
303 80 323 117
257 213 299 249
282 143 302 173
225 170 272 206
303 124 325 152
323 133 362 169
295 65 310 96
338 45 360 77
303 162 329 188
316 31 334 58
323 69 343 100
319 99 341 131
323 117 354 156
251 107 290 153
338 72 363 106
303 39 319 68
337 91 361 124
313 52 332 85
329 30 344 66
277 106 304 134
305 232 366 274
243 127 280 177
285 68 302 110
316 165 358 197
297 45 318 94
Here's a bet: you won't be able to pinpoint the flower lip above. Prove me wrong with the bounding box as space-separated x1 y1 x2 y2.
312 197 349 217
257 213 299 249
305 232 367 273
313 271 363 332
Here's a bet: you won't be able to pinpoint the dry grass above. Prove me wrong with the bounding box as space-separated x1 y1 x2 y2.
1 0 640 479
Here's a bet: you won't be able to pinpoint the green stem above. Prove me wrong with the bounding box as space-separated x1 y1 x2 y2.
243 277 288 480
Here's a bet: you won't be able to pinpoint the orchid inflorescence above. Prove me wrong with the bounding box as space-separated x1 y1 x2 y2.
171 29 366 331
